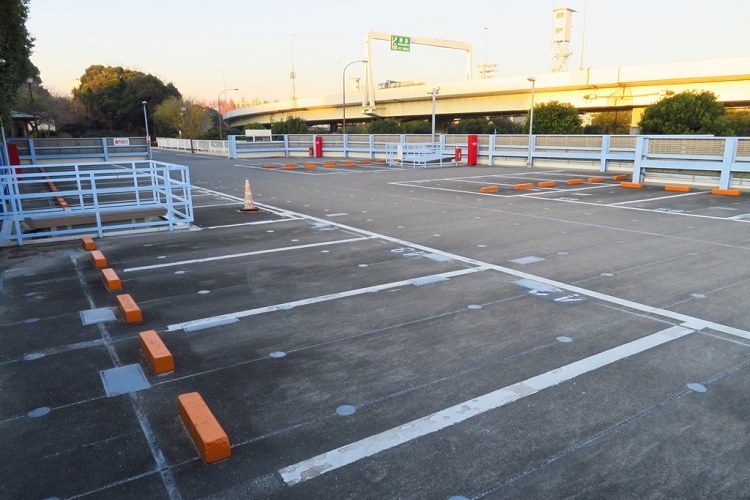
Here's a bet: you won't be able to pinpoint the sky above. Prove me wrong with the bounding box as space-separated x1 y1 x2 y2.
25 0 750 105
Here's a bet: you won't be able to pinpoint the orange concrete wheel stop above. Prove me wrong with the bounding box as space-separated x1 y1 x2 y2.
239 179 259 212
323 162 337 168
514 183 533 190
567 179 583 185
116 294 143 324
479 186 499 193
374 159 386 163
139 330 174 374
620 182 643 189
587 177 604 183
262 164 276 169
303 162 317 169
665 185 691 192
101 268 122 292
90 250 107 269
712 188 741 196
359 159 371 164
178 392 231 463
611 175 629 181
538 181 556 188
82 236 96 251
343 161 357 167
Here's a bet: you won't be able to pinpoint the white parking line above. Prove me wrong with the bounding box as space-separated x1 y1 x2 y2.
279 325 695 486
123 237 368 273
166 267 485 332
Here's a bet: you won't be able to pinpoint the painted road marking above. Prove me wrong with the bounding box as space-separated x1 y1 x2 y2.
166 267 484 332
279 325 695 486
123 237 368 273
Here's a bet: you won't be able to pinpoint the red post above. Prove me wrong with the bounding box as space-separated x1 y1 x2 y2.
8 143 21 179
454 147 462 162
467 134 478 166
314 136 323 158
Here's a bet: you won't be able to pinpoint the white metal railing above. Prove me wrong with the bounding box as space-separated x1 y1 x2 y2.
156 138 232 155
1 160 193 246
8 137 150 164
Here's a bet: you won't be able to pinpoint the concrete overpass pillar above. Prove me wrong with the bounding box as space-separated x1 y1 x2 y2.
630 107 646 134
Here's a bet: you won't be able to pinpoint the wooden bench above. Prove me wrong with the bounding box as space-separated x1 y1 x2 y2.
24 206 167 231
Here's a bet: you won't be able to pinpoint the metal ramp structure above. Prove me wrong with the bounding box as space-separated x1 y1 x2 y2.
0 160 193 246
384 142 458 168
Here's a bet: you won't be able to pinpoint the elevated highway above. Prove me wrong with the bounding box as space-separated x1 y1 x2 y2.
225 57 750 131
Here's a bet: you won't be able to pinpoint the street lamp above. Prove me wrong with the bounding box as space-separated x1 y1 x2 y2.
342 60 367 134
141 101 151 159
429 87 440 141
527 76 536 167
27 78 37 135
217 88 238 141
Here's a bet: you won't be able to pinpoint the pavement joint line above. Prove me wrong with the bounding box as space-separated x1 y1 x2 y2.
249 203 750 341
72 254 181 499
278 325 695 486
166 267 483 332
123 237 369 273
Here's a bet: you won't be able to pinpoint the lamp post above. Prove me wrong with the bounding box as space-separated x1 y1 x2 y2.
217 88 238 141
342 60 367 134
429 87 440 141
527 76 536 167
27 78 37 136
141 101 151 159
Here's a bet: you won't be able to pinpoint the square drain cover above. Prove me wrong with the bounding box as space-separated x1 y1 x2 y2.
100 364 151 397
81 307 117 325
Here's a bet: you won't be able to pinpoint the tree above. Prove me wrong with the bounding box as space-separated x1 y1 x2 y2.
153 97 212 141
72 65 180 133
401 120 431 134
447 117 490 134
489 116 522 134
524 101 582 134
727 109 750 137
271 116 308 134
638 90 732 135
368 118 401 134
590 110 632 135
0 0 36 126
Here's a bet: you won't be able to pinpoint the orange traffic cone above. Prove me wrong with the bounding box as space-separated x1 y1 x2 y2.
239 179 259 212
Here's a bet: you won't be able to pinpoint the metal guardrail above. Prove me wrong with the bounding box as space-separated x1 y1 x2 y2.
8 137 149 164
0 160 193 246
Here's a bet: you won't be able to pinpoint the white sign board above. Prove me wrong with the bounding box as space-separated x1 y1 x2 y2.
113 138 130 146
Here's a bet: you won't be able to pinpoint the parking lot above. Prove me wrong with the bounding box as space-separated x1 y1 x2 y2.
2 150 750 499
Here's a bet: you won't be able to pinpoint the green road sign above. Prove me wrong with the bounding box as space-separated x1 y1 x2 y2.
390 35 411 52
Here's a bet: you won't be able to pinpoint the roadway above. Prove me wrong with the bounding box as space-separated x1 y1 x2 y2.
2 150 750 499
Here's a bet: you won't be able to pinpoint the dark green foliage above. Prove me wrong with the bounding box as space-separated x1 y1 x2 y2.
0 0 36 126
368 118 401 134
590 110 632 135
524 101 582 134
638 91 732 135
489 116 522 134
447 117 490 134
71 65 180 132
727 109 750 137
401 120 431 134
271 116 309 134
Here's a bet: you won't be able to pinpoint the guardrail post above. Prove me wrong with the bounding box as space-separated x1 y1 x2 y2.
28 138 37 164
719 137 739 189
343 134 349 158
283 135 290 157
488 135 496 166
102 138 110 161
369 134 375 159
228 135 237 159
600 135 611 172
632 135 648 182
